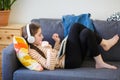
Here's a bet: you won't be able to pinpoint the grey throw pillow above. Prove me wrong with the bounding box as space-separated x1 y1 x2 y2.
93 20 120 61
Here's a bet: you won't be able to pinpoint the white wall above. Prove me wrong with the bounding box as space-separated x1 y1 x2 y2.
9 0 120 24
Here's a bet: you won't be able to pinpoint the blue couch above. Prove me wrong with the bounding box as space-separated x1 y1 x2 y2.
2 19 120 80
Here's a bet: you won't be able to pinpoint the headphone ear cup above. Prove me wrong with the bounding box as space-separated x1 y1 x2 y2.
27 36 35 43
26 24 35 43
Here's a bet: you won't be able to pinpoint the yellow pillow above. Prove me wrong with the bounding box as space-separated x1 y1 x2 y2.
13 36 43 71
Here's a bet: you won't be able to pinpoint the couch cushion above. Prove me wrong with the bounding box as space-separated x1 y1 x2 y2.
13 61 120 80
31 18 64 46
93 20 120 61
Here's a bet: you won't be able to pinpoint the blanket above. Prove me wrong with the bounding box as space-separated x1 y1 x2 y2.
62 13 94 37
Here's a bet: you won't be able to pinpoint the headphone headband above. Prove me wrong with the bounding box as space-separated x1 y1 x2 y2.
26 24 31 37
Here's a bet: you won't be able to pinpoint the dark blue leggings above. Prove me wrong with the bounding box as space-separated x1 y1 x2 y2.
65 23 102 69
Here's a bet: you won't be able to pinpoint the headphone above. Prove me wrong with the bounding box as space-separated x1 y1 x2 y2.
26 24 35 43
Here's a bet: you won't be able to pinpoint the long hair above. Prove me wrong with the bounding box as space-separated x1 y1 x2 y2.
22 23 46 59
29 44 46 59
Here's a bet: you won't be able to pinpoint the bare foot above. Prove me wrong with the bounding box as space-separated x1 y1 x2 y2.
95 62 117 69
101 34 119 51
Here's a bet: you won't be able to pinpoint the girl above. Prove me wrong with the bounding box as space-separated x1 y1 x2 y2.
22 23 119 70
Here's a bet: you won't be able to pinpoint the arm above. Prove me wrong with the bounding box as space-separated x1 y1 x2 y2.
54 41 61 51
29 47 57 70
52 33 61 50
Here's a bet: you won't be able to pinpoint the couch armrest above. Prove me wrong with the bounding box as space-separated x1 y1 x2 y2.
2 44 20 80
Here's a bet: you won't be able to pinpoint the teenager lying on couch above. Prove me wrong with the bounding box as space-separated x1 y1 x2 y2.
21 22 119 71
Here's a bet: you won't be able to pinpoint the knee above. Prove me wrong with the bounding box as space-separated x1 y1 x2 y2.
80 28 92 37
72 23 84 28
71 23 85 31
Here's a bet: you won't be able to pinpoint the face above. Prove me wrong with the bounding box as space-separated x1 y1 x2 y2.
33 28 44 45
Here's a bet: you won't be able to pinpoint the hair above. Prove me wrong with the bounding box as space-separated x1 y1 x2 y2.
22 23 46 59
22 22 40 39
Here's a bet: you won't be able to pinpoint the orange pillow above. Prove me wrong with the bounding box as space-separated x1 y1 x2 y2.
13 36 43 71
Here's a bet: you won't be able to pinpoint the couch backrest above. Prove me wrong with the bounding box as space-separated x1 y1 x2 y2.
31 18 64 46
31 18 120 61
93 20 120 61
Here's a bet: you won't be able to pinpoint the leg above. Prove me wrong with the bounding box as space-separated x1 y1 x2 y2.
94 54 117 69
100 35 119 51
65 23 86 69
80 28 101 58
79 27 117 69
